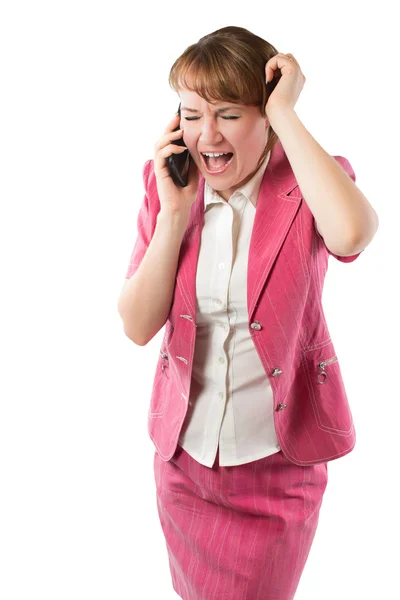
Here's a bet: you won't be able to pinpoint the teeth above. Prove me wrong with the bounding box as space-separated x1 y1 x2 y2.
202 152 231 157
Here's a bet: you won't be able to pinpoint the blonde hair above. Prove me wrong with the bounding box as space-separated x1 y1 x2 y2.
168 26 281 171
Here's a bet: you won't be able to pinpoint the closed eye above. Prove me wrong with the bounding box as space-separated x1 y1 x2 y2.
184 116 239 121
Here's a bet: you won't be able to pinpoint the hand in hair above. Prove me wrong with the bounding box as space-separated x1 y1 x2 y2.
265 53 306 122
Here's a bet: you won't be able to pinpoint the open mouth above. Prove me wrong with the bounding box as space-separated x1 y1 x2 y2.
200 152 234 174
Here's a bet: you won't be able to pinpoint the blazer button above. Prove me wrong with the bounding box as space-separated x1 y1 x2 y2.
250 321 262 330
271 368 283 376
277 403 288 411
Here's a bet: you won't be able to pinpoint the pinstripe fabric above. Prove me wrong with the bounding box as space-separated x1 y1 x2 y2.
124 139 362 467
154 444 328 599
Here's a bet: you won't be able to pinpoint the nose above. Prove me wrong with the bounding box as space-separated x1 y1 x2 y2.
199 117 224 145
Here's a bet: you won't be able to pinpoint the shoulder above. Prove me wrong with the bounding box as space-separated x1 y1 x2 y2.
332 155 356 183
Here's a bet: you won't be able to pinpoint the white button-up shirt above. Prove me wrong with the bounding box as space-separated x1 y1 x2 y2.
178 150 281 467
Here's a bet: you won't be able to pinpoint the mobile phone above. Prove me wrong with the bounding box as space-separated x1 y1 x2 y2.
167 102 192 187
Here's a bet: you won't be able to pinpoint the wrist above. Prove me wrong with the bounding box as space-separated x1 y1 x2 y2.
157 208 191 231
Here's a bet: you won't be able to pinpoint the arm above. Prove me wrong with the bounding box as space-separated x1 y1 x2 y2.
271 109 379 256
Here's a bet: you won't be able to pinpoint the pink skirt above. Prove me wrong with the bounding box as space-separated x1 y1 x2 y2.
153 444 328 600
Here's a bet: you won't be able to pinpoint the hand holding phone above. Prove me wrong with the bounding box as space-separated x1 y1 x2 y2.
167 103 193 187
153 105 200 218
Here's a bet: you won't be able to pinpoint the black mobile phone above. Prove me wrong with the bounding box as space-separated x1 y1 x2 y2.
167 102 192 187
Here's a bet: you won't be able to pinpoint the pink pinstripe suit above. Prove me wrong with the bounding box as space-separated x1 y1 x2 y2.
125 139 362 598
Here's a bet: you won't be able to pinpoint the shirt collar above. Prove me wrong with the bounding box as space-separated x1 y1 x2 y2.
203 149 271 210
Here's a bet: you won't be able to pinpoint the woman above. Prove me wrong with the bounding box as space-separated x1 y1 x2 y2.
118 26 378 600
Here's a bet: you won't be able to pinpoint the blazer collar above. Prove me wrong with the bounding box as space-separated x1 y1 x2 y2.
176 139 302 322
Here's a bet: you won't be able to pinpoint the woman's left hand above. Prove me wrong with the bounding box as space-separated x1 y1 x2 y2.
264 53 306 123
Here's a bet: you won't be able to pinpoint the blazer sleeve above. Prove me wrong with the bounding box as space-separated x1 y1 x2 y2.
125 159 157 279
313 155 363 263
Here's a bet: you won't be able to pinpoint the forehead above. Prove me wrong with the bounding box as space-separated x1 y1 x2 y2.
178 89 243 108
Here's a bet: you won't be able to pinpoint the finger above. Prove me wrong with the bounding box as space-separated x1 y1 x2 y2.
164 114 181 134
285 53 297 64
265 56 281 82
155 143 187 169
158 144 187 159
266 53 296 80
154 128 184 153
155 145 187 177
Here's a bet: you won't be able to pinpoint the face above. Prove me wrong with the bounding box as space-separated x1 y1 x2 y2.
178 88 270 202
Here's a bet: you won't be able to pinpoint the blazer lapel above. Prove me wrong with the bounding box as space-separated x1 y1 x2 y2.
175 140 302 322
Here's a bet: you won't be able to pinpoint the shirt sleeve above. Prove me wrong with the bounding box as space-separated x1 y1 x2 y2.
124 159 156 279
314 155 363 263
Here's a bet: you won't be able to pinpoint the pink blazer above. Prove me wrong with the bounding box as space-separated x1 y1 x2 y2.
125 140 362 466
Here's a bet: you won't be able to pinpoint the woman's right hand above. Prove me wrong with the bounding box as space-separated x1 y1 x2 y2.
153 114 200 217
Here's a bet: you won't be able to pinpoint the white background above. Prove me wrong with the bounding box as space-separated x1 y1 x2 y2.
1 1 398 598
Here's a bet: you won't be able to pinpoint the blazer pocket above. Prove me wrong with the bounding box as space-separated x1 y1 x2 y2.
148 321 174 417
148 353 172 417
301 341 354 434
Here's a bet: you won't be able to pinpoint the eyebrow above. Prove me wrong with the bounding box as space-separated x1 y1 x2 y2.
180 105 242 113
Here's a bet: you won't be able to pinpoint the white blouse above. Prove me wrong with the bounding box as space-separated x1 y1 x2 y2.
178 150 281 467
